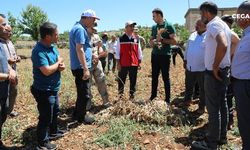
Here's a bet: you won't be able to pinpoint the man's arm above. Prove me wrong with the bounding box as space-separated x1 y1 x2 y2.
213 32 228 81
230 32 240 60
161 33 177 45
39 57 63 76
76 43 90 80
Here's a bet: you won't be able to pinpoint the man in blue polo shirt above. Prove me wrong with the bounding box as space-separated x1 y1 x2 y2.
69 9 99 124
31 22 65 150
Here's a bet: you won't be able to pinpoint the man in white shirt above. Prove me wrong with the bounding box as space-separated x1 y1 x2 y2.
192 2 231 150
183 19 206 113
231 1 250 149
107 35 117 74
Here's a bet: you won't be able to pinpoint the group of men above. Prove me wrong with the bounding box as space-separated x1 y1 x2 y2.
183 1 250 150
0 1 250 150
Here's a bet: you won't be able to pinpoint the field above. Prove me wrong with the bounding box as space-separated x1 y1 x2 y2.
3 47 242 150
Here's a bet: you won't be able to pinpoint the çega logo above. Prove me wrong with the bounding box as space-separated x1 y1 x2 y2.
232 14 250 19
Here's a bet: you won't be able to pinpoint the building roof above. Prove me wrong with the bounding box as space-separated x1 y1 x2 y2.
184 7 238 18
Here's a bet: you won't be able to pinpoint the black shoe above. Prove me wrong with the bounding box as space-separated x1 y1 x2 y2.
103 102 112 109
149 95 156 101
129 95 135 100
37 141 57 150
49 129 66 140
9 111 19 117
83 114 95 124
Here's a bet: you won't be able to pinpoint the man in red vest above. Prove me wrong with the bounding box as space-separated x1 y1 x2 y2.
115 21 143 100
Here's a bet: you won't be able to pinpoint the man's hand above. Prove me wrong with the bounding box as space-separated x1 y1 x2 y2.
8 68 17 85
92 54 99 65
82 69 90 80
16 56 21 63
58 62 65 71
213 66 222 81
8 58 16 65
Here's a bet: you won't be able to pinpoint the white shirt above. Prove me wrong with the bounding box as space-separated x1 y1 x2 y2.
108 40 117 54
204 16 231 70
184 31 206 72
231 26 250 79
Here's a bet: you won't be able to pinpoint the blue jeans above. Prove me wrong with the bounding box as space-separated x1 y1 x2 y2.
233 79 250 150
31 86 59 144
204 68 229 149
151 54 171 103
71 69 90 121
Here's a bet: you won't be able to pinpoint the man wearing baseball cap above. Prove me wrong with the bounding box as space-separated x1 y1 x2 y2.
69 9 99 124
115 20 142 100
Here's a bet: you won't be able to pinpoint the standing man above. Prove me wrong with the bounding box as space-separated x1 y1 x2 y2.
231 1 250 149
115 21 142 100
221 14 240 130
0 13 16 150
87 26 110 110
101 33 109 71
107 35 117 74
149 8 177 104
69 9 99 124
183 19 206 114
0 24 20 117
134 27 146 51
192 2 231 150
31 22 65 150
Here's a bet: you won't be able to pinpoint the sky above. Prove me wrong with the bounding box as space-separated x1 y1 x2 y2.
1 0 244 33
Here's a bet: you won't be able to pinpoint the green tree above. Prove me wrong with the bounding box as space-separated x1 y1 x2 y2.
232 23 243 37
19 4 48 41
7 12 22 43
174 23 190 44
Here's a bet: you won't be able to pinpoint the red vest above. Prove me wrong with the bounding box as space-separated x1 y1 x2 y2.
119 34 140 67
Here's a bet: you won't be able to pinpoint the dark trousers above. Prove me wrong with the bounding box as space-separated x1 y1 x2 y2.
108 53 116 71
184 70 205 108
0 81 9 140
204 69 229 149
99 57 106 72
72 69 90 121
151 54 171 103
118 66 138 96
233 79 250 150
226 82 234 124
31 86 59 144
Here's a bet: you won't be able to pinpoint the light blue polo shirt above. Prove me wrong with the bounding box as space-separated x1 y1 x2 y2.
31 42 61 91
69 22 92 70
231 26 250 79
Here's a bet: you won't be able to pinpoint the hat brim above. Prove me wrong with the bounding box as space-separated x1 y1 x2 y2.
93 17 100 20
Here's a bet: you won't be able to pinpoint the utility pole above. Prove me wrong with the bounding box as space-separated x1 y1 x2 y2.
188 0 190 9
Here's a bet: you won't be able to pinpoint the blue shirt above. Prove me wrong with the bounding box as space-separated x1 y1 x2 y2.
0 43 9 98
231 26 250 79
0 43 8 75
31 42 61 91
69 22 92 70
